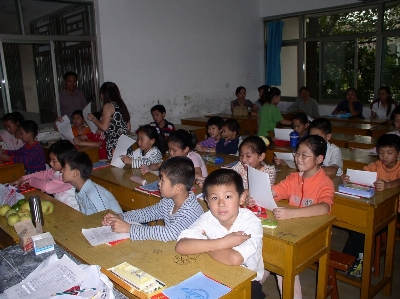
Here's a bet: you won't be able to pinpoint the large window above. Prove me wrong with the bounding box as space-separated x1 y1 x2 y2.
266 1 400 104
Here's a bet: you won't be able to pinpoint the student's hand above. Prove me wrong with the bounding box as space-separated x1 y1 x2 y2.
87 113 96 121
139 164 150 175
73 138 81 145
273 207 294 220
10 177 26 187
195 144 206 152
195 176 205 188
55 116 65 123
222 232 251 247
374 180 387 191
110 218 131 233
0 154 10 161
120 155 132 164
101 213 122 226
273 156 282 165
341 174 350 183
245 195 256 207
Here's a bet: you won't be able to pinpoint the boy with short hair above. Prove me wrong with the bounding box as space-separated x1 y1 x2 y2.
102 156 204 241
176 169 265 299
309 118 343 176
149 104 175 138
216 118 241 155
61 152 123 215
195 116 224 152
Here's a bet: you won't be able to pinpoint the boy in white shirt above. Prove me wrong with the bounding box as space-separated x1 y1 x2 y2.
176 169 265 299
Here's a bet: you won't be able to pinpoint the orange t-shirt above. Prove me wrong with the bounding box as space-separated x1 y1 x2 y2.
72 126 91 138
363 160 400 182
272 168 334 209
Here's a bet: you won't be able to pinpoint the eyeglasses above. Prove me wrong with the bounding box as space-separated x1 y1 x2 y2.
293 153 314 160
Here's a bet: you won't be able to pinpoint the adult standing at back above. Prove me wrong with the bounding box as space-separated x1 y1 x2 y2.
87 82 131 160
230 86 254 116
57 71 87 120
287 86 319 119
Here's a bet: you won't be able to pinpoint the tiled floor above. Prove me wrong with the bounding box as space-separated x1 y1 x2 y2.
261 227 400 299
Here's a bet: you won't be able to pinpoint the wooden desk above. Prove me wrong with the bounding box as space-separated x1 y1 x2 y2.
0 163 25 184
42 140 100 163
341 148 377 171
204 113 258 135
330 179 400 299
331 122 376 136
370 124 397 138
330 133 357 148
322 116 386 125
175 124 206 144
180 116 209 127
347 136 377 150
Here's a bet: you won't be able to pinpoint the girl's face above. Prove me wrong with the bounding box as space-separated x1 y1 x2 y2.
238 144 265 170
3 120 19 135
168 141 189 157
137 131 155 153
272 95 281 105
293 119 309 137
19 128 34 144
346 90 357 102
394 113 400 130
49 152 62 171
294 143 323 176
378 89 390 103
72 114 84 127
236 89 246 101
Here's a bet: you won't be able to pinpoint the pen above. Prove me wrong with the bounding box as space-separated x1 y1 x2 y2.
51 288 96 296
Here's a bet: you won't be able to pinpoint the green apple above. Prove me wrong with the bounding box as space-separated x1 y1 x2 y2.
5 209 18 219
20 202 30 211
41 200 54 215
7 213 20 226
0 204 11 216
19 215 31 222
17 199 26 205
18 209 30 217
261 219 278 229
11 203 21 211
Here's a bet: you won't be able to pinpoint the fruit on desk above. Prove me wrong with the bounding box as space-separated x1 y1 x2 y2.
5 209 18 219
18 209 30 217
41 200 54 215
19 215 31 222
11 203 21 211
20 202 30 211
0 204 11 216
17 199 26 205
7 214 20 226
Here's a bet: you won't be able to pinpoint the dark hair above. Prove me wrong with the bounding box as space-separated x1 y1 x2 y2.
239 136 267 155
309 118 332 135
203 169 244 199
64 152 93 180
345 88 358 98
222 118 240 135
63 71 78 81
299 86 310 93
151 104 166 114
370 86 396 118
235 86 246 96
159 156 195 191
71 110 84 119
258 85 269 93
1 111 25 125
20 120 38 137
168 129 197 151
99 82 131 123
49 140 77 165
207 116 224 130
376 134 400 152
137 125 166 154
261 87 281 105
297 135 327 162
292 112 309 125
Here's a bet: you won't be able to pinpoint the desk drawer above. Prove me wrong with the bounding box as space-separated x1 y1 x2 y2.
0 163 25 184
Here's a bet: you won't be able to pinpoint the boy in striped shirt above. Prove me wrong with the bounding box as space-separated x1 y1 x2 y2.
102 156 204 241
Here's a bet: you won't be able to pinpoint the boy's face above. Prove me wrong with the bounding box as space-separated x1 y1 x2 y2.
19 128 33 143
205 183 245 230
151 110 166 125
158 171 178 199
377 146 399 169
309 128 331 142
49 152 62 172
221 126 236 141
61 162 77 184
72 114 84 127
208 125 222 139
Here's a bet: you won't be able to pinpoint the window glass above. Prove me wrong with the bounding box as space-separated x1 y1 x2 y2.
384 1 400 31
282 17 299 40
0 3 21 34
382 37 400 101
279 46 298 97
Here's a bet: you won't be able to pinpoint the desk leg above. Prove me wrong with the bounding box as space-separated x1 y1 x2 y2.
361 213 374 299
282 247 295 299
317 251 329 299
383 219 396 296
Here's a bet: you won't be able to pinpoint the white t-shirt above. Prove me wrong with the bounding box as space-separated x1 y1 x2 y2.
324 142 343 176
371 102 396 119
187 151 208 177
0 130 24 150
178 208 264 281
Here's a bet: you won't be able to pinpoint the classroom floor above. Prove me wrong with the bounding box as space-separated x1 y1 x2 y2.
261 227 400 299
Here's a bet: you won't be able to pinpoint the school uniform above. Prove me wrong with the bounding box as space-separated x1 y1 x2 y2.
324 141 343 176
128 146 163 168
216 137 239 155
4 141 46 174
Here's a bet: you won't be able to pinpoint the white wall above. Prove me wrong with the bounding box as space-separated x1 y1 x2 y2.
95 0 264 129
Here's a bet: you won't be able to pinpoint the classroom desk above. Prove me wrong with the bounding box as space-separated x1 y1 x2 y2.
175 124 206 144
341 148 377 172
370 124 397 138
330 133 358 148
0 162 25 184
42 140 100 163
180 116 209 127
331 122 377 136
322 116 386 125
330 179 400 299
204 113 258 135
347 136 378 150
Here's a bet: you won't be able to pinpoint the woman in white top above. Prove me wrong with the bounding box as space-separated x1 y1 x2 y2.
370 86 397 119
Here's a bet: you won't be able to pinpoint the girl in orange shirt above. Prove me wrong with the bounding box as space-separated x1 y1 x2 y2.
71 110 90 138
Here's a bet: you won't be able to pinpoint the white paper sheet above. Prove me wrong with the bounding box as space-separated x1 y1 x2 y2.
83 103 98 134
110 135 136 168
248 166 278 211
56 115 75 142
82 226 131 246
274 128 293 141
274 152 297 169
4 255 87 299
346 169 377 187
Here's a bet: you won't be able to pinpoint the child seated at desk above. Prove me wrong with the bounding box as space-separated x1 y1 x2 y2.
54 110 90 137
61 151 122 215
121 125 165 174
102 157 204 242
149 104 175 138
176 169 265 299
216 118 240 155
195 116 224 152
11 140 79 210
0 111 24 150
341 133 400 278
292 112 309 142
0 120 46 174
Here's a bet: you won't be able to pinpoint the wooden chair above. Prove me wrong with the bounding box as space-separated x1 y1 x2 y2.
373 232 387 277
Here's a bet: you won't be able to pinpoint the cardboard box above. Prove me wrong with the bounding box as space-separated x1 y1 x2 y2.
14 220 41 252
32 232 55 255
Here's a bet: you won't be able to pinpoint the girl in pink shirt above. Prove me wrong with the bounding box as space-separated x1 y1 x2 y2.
0 112 25 151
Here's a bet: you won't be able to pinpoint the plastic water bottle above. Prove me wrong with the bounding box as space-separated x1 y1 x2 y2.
289 131 299 148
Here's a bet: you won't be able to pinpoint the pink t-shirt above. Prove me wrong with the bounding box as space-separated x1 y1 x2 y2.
0 131 24 150
187 151 208 177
